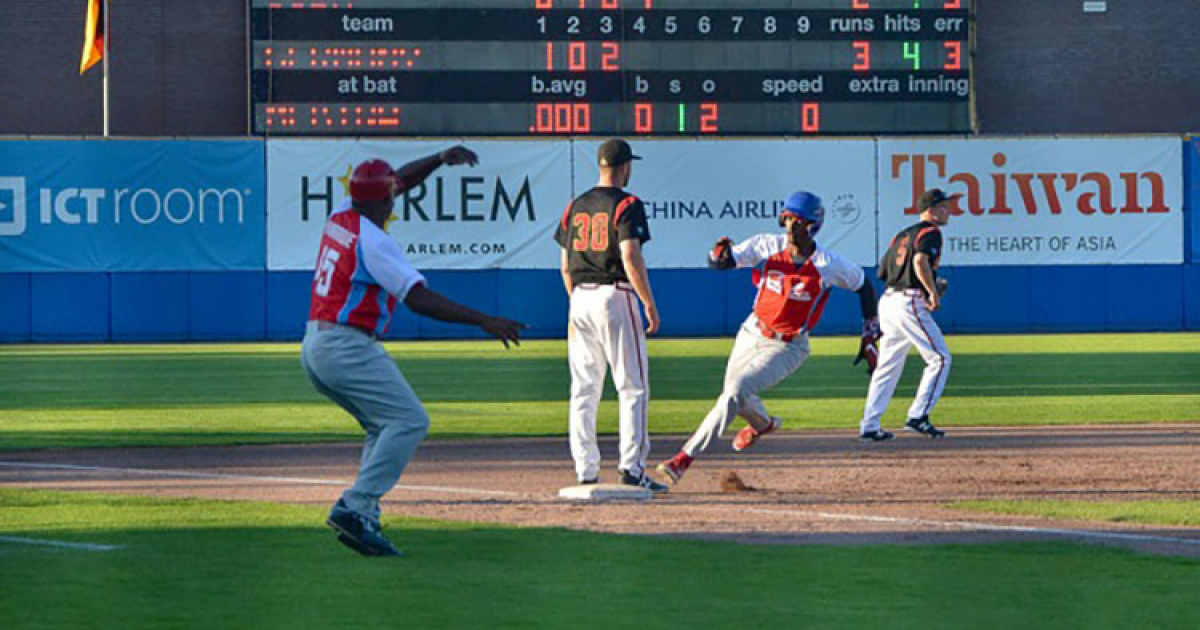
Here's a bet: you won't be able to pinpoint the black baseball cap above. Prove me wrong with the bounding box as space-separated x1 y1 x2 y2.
597 139 642 167
918 188 962 211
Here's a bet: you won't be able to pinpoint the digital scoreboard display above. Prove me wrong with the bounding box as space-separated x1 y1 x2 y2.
250 0 972 136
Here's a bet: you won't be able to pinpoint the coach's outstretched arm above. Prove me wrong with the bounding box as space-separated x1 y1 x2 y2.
404 284 526 348
392 145 479 190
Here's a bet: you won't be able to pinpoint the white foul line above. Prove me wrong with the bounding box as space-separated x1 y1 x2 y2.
0 461 522 498
0 535 122 551
739 507 1200 547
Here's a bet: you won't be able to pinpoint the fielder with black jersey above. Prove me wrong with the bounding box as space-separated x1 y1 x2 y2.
553 139 667 493
859 188 958 440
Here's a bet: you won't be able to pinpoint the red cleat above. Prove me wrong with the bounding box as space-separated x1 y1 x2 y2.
732 416 781 452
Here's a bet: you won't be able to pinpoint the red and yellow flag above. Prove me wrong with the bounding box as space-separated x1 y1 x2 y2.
79 0 104 75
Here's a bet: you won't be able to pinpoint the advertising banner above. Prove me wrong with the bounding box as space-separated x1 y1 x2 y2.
877 138 1184 265
267 139 573 270
0 141 266 271
573 139 879 268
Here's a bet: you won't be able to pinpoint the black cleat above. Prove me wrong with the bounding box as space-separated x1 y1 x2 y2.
326 500 403 557
619 469 669 494
905 416 945 439
579 477 598 485
859 430 895 442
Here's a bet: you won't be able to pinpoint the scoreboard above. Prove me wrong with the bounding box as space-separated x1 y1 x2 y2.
250 0 973 136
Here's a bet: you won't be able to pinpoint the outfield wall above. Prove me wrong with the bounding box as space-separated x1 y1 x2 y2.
1 137 1197 342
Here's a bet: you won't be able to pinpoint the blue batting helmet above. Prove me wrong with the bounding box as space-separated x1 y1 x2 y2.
778 191 824 235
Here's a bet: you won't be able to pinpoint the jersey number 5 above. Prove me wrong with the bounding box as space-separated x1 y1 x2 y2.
314 245 341 297
572 212 611 252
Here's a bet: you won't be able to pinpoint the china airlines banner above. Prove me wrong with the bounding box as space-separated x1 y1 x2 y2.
573 139 878 267
267 139 573 270
877 138 1183 265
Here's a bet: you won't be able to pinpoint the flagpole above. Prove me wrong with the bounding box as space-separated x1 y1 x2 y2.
102 0 110 137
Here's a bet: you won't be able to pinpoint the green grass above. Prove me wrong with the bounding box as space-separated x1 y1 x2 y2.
0 488 1196 630
954 500 1200 527
1 333 1198 449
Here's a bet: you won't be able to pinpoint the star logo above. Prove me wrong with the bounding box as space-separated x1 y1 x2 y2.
336 164 354 196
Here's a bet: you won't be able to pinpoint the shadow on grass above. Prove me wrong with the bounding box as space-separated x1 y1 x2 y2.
1 520 1197 630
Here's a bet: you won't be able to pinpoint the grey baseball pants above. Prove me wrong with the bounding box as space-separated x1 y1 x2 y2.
682 315 810 456
300 321 429 523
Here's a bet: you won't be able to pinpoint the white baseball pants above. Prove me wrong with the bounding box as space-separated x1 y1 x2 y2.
860 289 952 433
682 315 810 456
567 282 651 481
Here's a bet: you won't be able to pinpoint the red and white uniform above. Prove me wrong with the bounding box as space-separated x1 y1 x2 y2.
681 234 863 456
301 198 429 525
309 199 426 336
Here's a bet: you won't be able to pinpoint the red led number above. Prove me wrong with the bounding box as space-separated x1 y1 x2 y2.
546 42 611 72
800 103 820 133
532 103 591 133
700 103 718 133
852 41 870 71
944 41 962 71
572 212 610 252
535 1 647 7
601 42 619 71
634 103 653 133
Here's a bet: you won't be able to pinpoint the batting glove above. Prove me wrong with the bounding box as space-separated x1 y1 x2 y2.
708 237 735 269
853 316 881 374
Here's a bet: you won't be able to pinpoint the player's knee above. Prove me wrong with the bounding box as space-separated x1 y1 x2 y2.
928 352 951 370
411 408 431 435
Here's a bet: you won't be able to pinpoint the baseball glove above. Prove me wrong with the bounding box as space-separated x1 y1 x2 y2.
853 316 881 374
709 237 735 269
936 277 949 297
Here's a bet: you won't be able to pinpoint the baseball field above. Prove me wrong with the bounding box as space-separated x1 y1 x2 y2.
1 332 1198 629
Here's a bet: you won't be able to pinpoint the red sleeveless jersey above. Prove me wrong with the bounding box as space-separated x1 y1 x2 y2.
309 202 426 336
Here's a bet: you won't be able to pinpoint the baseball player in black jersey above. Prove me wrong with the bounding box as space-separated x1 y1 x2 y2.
553 139 667 493
859 188 957 440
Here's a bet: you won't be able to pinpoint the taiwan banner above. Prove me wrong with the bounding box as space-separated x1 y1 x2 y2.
877 137 1184 265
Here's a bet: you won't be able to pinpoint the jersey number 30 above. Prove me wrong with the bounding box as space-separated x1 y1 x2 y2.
314 245 341 297
572 212 610 252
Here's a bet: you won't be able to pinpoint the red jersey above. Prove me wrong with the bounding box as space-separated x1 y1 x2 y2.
309 200 426 336
731 234 864 336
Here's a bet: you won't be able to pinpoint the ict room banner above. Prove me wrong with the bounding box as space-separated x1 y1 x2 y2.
267 139 573 270
0 140 266 271
876 137 1184 265
572 139 879 268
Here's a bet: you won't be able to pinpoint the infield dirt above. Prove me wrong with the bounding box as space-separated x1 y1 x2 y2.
2 424 1198 557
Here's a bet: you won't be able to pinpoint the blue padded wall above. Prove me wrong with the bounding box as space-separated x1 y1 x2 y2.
495 269 568 339
30 273 110 341
111 272 190 341
189 271 267 340
266 271 313 340
0 273 32 342
1185 264 1200 330
414 270 498 339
